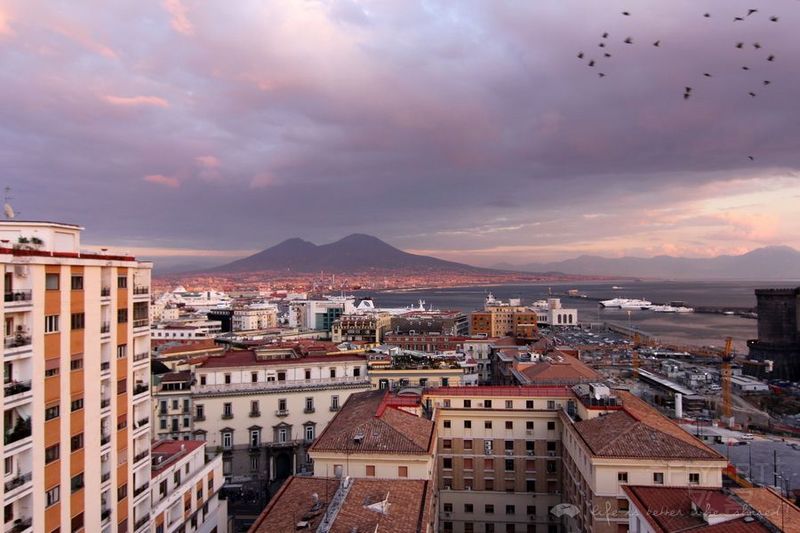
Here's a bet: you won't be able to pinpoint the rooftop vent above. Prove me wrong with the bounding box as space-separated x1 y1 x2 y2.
295 521 310 530
353 432 364 444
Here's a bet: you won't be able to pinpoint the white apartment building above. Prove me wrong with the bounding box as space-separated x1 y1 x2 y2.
149 440 227 533
151 319 222 340
230 303 278 332
531 299 579 327
287 296 355 331
188 347 370 483
1 220 152 532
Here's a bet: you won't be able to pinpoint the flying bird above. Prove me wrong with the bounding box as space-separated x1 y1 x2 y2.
703 13 711 18
598 73 606 78
622 11 630 16
734 17 744 21
767 55 775 62
578 52 584 59
624 37 633 44
753 43 761 49
703 73 712 77
770 16 778 22
685 87 692 93
742 66 750 70
599 42 606 48
747 9 758 16
604 53 612 58
748 156 755 161
683 92 691 100
749 91 757 97
763 80 771 86
653 40 661 47
588 60 595 67
602 32 609 39
735 42 744 49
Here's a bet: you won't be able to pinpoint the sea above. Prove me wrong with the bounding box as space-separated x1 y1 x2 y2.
358 280 798 351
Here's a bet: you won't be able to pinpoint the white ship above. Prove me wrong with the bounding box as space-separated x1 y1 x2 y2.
600 298 652 309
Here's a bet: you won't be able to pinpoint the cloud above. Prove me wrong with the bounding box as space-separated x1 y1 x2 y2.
103 95 169 108
196 155 220 168
50 22 117 59
143 174 181 188
0 8 13 37
163 0 193 35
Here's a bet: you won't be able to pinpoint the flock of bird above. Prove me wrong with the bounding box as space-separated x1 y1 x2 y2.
576 8 782 160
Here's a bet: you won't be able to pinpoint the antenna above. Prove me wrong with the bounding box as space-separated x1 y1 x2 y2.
4 186 16 219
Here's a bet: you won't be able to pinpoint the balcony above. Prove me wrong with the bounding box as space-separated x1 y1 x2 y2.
249 410 261 418
4 380 32 398
4 472 31 492
304 407 316 414
101 471 111 483
133 383 149 396
133 352 149 363
132 318 149 328
101 286 111 297
10 517 32 533
101 398 111 409
135 417 150 429
101 434 111 446
193 375 370 395
133 286 149 296
101 508 111 522
133 481 149 498
329 405 340 412
133 513 150 531
275 409 288 417
4 417 31 445
133 450 149 464
4 334 32 351
221 413 233 420
100 322 111 334
4 290 32 303
193 414 206 422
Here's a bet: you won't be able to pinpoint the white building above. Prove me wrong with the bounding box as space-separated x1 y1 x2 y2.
287 296 356 331
231 302 278 332
149 440 227 532
151 319 223 340
532 298 579 327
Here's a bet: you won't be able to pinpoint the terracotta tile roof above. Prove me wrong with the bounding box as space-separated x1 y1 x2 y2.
197 350 366 369
574 409 722 459
158 339 220 355
732 487 800 533
623 486 770 532
311 390 434 455
151 439 206 475
249 477 432 533
518 355 600 384
160 370 192 383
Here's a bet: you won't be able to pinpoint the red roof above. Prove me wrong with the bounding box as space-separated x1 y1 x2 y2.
151 440 205 475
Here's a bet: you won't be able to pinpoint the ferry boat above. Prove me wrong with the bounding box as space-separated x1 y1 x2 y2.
600 298 652 309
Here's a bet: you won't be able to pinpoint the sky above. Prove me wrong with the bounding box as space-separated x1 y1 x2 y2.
1 0 799 268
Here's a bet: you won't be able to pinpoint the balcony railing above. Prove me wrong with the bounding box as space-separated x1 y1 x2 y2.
4 335 32 349
101 398 111 409
4 290 32 302
101 287 111 297
100 322 111 334
133 383 149 396
221 413 233 420
101 471 111 483
4 418 31 445
194 375 370 394
101 435 111 446
275 409 288 417
249 411 261 418
136 417 150 428
132 318 149 328
101 508 111 521
4 380 32 397
4 472 31 492
133 286 149 295
133 481 149 497
133 450 149 464
304 407 316 414
10 517 32 533
100 361 111 372
194 414 206 422
133 352 149 362
133 514 150 530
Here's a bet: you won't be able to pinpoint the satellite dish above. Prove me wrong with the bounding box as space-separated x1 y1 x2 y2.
4 203 15 219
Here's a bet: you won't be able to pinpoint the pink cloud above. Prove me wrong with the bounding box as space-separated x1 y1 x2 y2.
250 172 278 188
195 155 220 168
163 0 194 35
143 174 180 188
104 95 169 108
0 8 13 37
51 23 117 59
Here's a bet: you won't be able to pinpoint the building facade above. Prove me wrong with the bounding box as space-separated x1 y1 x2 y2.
1 221 152 532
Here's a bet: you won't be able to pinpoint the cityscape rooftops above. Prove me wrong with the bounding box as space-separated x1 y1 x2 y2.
732 487 800 533
311 389 434 455
249 476 432 533
197 349 366 369
622 485 770 532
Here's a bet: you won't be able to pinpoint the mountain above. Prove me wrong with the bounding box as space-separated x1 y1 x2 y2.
211 233 495 274
496 246 800 280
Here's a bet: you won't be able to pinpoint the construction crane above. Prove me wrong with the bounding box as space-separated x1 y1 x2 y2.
721 336 734 425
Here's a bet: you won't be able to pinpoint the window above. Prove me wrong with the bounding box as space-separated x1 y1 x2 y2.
278 399 287 411
506 505 515 515
277 371 286 381
71 513 84 531
464 458 473 470
116 344 127 358
331 396 339 410
174 471 181 485
222 432 232 448
546 461 556 474
653 472 664 485
486 525 494 533
443 503 453 513
547 400 556 410
485 479 494 491
689 473 700 485
117 379 126 394
484 458 494 470
527 505 536 516
505 459 514 471
526 421 534 430
526 479 536 491
250 429 260 447
526 400 534 409
70 275 83 290
45 403 60 420
464 439 473 450
224 373 231 384
505 421 513 430
618 472 628 483
160 419 166 430
443 420 451 429
46 485 60 507
305 425 315 441
46 273 60 290
484 421 492 429
505 400 513 409
547 441 557 452
250 371 258 383
45 315 59 333
464 399 471 408
117 276 127 289
70 473 84 493
251 400 259 415
196 405 204 419
464 420 472 429
117 309 128 323
442 439 452 449
354 367 361 377
70 358 83 371
464 523 474 533
329 367 337 378
305 397 314 411
443 458 453 469
45 367 59 378
366 465 375 477
443 399 451 408
618 499 629 511
250 455 259 472
70 433 84 452
464 503 474 513
199 375 206 386
117 484 127 501
398 466 408 477
223 403 232 417
505 440 514 450
278 428 287 442
70 313 85 330
485 504 494 514
547 421 555 430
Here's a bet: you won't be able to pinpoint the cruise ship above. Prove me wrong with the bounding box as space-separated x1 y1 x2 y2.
600 298 652 309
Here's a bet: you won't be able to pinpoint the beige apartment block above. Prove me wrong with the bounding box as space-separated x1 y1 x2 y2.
423 386 575 533
1 221 152 532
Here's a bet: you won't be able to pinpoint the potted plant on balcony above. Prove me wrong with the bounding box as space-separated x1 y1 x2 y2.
13 236 43 251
